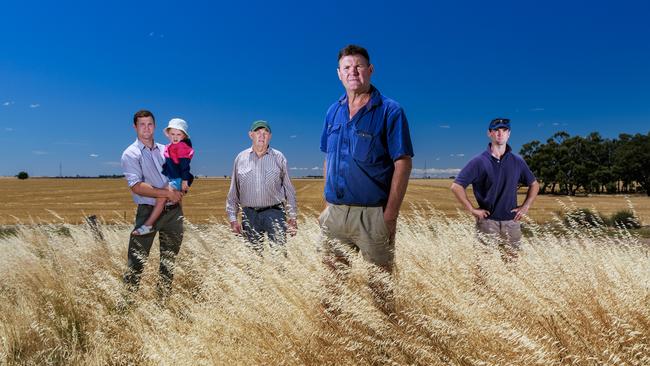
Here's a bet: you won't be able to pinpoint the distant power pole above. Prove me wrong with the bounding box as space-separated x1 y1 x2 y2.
423 159 427 179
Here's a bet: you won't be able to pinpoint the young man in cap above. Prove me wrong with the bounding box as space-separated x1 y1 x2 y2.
451 118 539 259
226 120 298 251
121 110 185 298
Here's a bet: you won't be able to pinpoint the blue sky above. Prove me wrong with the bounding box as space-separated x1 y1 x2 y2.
1 0 649 177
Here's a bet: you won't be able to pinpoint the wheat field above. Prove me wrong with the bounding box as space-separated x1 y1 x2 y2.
1 178 649 225
2 178 649 365
1 205 649 365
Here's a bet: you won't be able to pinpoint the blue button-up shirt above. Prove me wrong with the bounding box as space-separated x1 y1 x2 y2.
454 144 536 221
320 86 414 206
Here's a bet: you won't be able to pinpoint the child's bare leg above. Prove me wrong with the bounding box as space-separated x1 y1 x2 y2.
144 197 166 227
132 197 166 235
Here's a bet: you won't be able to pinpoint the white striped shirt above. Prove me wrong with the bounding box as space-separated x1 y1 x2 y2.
226 147 297 222
121 139 169 205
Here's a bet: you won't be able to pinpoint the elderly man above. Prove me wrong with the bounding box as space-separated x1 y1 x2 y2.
226 120 298 251
451 118 539 261
319 45 414 314
121 109 184 298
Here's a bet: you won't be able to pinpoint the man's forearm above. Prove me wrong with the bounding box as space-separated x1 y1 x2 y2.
322 159 328 210
522 181 540 208
450 183 475 212
384 156 412 220
131 182 170 199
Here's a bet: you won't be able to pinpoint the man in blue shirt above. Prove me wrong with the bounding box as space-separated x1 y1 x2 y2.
451 118 539 259
319 45 414 314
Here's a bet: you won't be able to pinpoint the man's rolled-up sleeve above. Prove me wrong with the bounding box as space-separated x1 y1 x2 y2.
121 150 142 188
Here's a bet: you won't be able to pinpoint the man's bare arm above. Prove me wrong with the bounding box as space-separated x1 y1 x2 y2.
322 159 327 211
131 182 182 203
383 156 412 234
450 182 489 219
511 181 540 221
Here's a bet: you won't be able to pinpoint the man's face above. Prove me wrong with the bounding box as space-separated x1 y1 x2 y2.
488 127 511 146
337 54 373 93
249 127 271 149
134 116 155 141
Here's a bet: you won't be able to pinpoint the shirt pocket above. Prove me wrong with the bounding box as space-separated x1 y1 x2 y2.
238 166 255 186
352 129 375 162
265 167 281 187
326 123 341 152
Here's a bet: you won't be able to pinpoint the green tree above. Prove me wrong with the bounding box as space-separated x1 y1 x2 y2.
16 171 29 180
614 132 650 196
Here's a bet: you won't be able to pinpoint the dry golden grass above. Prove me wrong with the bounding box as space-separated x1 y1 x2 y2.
1 209 649 365
1 178 649 225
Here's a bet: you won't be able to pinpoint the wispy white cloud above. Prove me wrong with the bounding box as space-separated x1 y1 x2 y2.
450 153 465 157
29 103 40 108
312 166 321 170
412 168 461 174
149 31 164 38
531 107 545 112
439 125 450 129
5 127 13 132
290 167 309 171
149 31 155 36
290 135 297 138
32 150 48 155
412 168 461 177
89 154 99 158
552 122 559 126
537 122 544 127
2 101 14 106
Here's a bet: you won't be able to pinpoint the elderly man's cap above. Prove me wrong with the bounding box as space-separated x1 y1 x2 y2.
250 120 271 133
488 118 511 130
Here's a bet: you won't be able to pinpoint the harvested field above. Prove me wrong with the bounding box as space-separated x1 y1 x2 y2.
0 178 648 225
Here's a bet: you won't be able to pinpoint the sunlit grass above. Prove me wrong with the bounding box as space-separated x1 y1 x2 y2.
1 208 649 365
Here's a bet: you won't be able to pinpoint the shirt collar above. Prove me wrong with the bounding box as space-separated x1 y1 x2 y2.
136 138 159 151
485 143 512 158
338 85 383 112
248 146 273 156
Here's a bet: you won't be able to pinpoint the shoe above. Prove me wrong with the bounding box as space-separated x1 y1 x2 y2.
132 225 153 236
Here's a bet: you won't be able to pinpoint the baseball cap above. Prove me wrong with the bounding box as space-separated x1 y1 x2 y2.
250 120 271 133
165 118 190 138
488 118 511 130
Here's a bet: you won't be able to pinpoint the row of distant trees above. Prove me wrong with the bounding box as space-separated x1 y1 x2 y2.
520 131 650 196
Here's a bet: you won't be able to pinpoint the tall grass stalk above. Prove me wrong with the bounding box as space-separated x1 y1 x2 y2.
1 209 649 365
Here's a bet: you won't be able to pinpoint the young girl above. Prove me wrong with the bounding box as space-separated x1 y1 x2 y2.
133 118 195 235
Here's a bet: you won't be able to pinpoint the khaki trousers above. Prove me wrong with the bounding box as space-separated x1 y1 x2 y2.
318 204 394 267
476 218 522 247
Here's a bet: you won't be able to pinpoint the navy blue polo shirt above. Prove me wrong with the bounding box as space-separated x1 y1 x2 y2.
320 86 414 206
454 144 536 221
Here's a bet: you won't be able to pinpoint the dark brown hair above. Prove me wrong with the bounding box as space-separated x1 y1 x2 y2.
337 44 370 64
133 110 155 125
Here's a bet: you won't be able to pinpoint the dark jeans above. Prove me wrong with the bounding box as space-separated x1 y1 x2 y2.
123 204 184 297
242 206 287 250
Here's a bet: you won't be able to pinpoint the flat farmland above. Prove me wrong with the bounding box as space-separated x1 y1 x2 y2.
0 178 648 225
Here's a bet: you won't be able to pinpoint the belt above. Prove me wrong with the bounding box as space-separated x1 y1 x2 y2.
247 203 283 213
138 203 180 211
163 203 180 211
